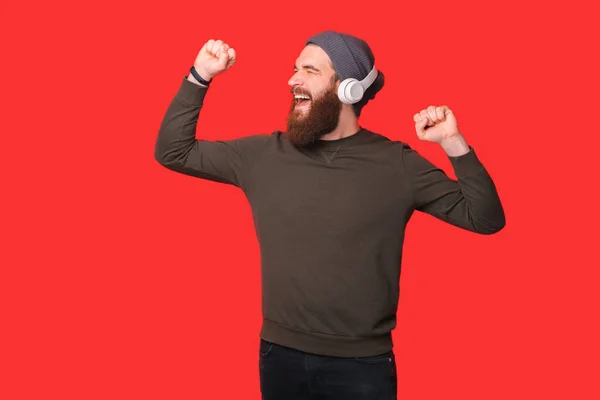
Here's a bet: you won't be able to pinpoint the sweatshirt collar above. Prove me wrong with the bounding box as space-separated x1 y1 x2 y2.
312 127 375 149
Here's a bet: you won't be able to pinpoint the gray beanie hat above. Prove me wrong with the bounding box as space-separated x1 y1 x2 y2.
306 30 384 117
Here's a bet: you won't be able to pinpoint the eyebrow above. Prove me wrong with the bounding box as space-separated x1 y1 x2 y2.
294 64 321 73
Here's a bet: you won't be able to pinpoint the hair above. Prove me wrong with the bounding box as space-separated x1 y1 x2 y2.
327 58 341 83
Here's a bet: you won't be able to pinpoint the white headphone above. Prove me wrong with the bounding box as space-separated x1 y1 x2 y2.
337 65 378 105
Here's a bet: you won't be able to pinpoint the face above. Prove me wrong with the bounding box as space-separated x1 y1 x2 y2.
285 44 342 147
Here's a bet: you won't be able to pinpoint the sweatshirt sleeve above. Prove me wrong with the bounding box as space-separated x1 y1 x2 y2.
401 142 506 234
154 77 270 189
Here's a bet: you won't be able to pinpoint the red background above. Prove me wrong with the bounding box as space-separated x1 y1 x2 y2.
2 0 599 399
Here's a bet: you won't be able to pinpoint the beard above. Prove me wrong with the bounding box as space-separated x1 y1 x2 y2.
285 81 342 148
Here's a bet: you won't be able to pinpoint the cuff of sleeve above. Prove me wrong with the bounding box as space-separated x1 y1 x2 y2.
175 76 209 106
448 146 485 178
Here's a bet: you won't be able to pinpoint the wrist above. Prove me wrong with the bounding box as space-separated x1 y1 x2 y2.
187 74 208 87
191 66 213 84
440 134 470 157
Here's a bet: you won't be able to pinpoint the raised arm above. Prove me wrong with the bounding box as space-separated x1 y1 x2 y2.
403 105 506 234
154 39 269 189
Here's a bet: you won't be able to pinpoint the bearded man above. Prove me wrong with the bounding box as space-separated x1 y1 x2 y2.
154 30 506 400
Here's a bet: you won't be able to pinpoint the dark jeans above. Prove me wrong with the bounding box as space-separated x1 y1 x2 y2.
259 339 397 400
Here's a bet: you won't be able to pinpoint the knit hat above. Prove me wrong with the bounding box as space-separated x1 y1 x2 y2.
305 30 384 117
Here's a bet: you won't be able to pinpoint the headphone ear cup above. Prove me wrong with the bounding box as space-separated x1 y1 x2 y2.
338 78 363 105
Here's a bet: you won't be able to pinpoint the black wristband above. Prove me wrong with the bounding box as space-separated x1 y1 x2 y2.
189 66 212 86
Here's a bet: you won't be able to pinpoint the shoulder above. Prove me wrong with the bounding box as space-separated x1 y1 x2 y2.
359 129 432 173
361 128 413 153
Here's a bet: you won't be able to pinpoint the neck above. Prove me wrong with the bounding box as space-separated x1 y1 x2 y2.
319 105 360 141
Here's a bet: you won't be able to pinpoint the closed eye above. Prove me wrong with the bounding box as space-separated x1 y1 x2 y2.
294 65 320 73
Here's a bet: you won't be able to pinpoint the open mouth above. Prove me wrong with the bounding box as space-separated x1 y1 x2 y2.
294 94 312 108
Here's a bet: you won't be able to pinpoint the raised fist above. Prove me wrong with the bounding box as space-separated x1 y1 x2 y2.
193 39 237 81
413 105 460 144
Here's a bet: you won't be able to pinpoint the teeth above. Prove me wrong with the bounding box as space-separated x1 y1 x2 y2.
294 94 310 100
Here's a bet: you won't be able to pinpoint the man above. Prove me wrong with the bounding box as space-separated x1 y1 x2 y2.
154 31 505 400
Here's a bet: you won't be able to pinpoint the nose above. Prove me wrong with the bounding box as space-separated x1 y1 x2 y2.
288 71 303 88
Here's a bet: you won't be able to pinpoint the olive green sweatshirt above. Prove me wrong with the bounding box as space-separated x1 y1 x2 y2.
154 77 506 357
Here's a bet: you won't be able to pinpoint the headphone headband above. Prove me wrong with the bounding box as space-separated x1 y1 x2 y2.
360 65 378 90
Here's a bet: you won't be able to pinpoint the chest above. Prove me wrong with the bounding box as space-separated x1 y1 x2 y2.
248 161 412 234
